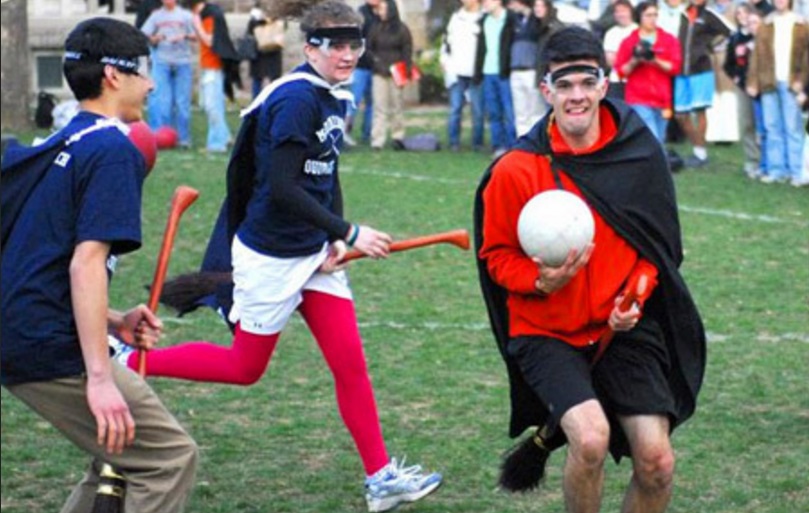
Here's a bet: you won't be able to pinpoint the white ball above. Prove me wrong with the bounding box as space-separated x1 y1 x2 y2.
517 190 595 267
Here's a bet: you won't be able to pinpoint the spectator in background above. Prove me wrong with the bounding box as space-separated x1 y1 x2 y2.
368 0 413 150
246 3 284 99
475 0 517 158
673 0 732 167
507 0 542 137
346 0 383 146
602 0 637 99
135 0 162 29
751 0 775 16
658 0 686 37
589 0 618 41
141 0 196 149
747 0 809 186
616 1 682 144
723 3 764 178
441 0 485 151
531 0 563 118
191 0 236 153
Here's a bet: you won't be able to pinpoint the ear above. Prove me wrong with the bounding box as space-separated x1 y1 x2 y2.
539 80 553 104
103 64 122 91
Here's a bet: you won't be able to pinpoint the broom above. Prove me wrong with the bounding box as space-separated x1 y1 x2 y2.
91 463 127 513
90 186 200 512
498 274 649 492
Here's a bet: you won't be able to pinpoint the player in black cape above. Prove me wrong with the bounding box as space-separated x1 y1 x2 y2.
474 89 706 494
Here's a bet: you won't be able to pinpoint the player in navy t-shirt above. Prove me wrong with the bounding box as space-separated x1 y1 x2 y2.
0 18 197 512
116 1 442 511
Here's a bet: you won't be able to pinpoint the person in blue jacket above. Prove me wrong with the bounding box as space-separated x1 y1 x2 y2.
0 17 198 512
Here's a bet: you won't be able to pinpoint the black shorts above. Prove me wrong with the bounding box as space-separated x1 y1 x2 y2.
507 316 676 435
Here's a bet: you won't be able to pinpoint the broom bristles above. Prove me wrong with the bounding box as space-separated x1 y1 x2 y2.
498 426 567 492
150 271 232 315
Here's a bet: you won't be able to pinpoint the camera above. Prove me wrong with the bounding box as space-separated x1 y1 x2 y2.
633 40 655 61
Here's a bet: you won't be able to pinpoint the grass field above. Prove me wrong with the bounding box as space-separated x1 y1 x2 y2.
1 106 808 513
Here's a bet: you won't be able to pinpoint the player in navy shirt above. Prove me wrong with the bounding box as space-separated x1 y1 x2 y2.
116 1 442 511
0 18 197 512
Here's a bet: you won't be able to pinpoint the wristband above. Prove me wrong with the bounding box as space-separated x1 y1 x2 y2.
346 224 360 246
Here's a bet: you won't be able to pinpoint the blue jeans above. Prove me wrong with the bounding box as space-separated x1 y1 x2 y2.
631 104 668 144
751 97 767 174
349 67 373 143
200 69 231 152
447 77 484 149
482 74 516 150
760 82 804 179
149 60 193 146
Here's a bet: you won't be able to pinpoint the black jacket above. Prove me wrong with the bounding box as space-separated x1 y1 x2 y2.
473 10 516 83
474 99 706 457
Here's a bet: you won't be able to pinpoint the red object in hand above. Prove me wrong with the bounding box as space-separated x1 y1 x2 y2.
128 121 157 174
155 125 179 149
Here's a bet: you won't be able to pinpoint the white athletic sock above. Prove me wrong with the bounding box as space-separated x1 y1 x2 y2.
693 146 707 160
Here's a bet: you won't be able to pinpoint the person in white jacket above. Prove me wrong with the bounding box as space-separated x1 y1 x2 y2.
441 0 485 151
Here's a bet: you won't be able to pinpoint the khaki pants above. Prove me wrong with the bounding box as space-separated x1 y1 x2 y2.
510 69 545 137
6 363 198 513
371 75 405 149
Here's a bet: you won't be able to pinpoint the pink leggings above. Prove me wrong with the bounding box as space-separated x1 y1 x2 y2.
129 290 389 475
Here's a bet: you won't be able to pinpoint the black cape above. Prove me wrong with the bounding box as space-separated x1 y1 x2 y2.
473 99 706 443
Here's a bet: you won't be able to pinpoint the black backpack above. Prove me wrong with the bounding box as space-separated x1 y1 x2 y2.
34 91 57 129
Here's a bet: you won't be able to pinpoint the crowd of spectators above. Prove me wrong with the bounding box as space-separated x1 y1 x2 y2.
433 0 808 183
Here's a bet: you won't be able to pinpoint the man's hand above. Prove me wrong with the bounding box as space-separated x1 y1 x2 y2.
608 293 641 332
118 305 163 351
87 375 136 454
532 242 595 294
320 240 348 273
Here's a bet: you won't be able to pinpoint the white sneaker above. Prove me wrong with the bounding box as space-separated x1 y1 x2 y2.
108 335 135 367
365 458 442 512
344 133 357 147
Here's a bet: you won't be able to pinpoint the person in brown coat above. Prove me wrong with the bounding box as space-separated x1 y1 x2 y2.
746 0 809 185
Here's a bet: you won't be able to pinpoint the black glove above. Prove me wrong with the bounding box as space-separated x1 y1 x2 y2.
633 40 655 61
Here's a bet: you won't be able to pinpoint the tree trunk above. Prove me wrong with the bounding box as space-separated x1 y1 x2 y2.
1 0 32 133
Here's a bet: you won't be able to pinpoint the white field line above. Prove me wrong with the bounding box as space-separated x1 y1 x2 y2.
341 166 808 226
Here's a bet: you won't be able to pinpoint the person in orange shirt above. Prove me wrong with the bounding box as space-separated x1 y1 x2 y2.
190 0 235 152
475 26 705 513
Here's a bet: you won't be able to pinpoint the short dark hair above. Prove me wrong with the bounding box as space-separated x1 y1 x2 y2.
63 17 150 100
633 1 657 23
539 26 606 76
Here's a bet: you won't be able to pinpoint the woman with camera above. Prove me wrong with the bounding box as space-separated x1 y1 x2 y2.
615 1 682 143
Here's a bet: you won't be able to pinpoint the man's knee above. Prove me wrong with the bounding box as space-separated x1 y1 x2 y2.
633 443 675 492
562 401 611 467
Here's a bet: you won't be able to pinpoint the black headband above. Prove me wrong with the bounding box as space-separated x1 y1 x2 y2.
545 64 603 84
306 26 363 46
64 51 143 71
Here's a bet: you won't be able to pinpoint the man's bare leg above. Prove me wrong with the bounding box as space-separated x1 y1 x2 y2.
619 414 675 513
560 399 611 513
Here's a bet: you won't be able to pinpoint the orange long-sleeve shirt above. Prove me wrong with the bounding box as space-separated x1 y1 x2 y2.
480 107 658 347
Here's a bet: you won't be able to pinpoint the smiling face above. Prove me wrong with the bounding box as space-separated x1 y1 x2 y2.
540 59 608 149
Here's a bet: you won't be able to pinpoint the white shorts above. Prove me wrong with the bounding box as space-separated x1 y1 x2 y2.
228 235 352 335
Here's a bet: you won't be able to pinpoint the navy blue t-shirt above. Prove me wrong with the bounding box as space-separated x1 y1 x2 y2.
237 64 349 257
0 112 145 385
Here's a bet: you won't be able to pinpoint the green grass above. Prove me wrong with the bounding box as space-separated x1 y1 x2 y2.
2 107 808 512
